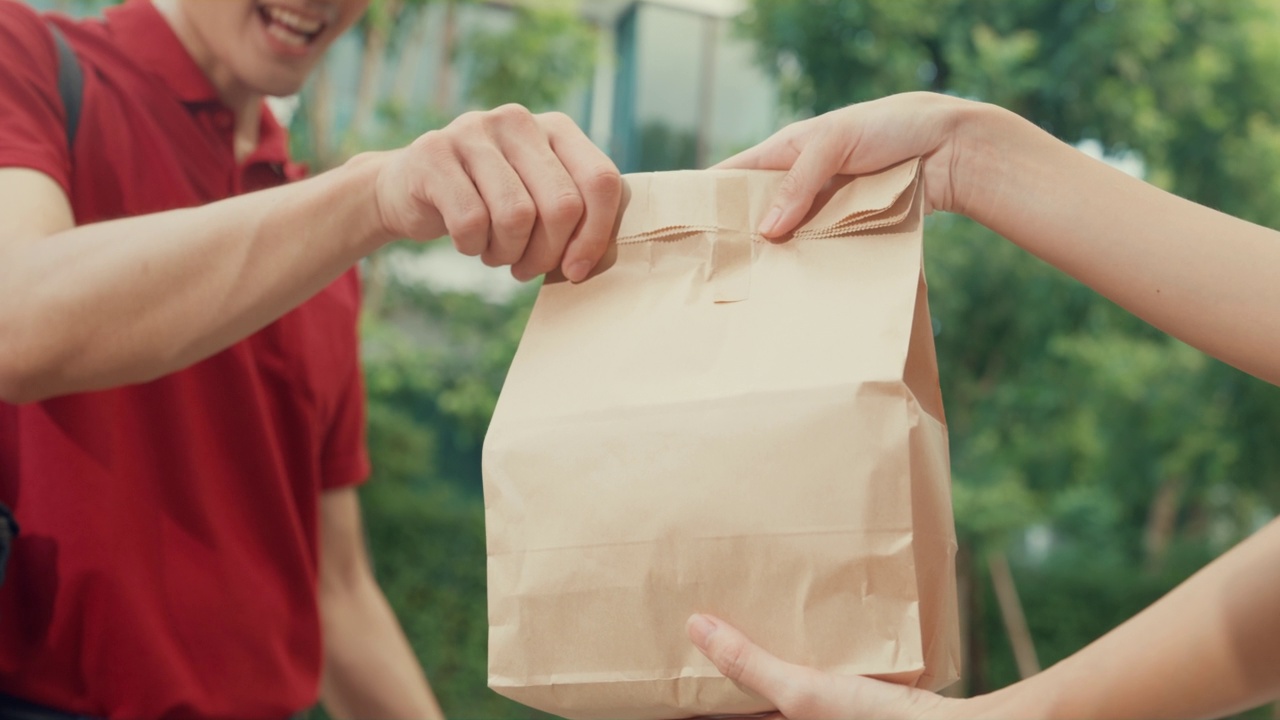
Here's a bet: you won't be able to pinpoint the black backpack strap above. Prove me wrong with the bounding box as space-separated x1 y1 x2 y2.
46 21 83 152
0 503 16 588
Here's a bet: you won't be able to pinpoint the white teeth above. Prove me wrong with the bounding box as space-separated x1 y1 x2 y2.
266 21 307 46
265 6 323 35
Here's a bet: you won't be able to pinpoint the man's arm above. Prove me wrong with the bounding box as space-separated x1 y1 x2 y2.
0 107 621 404
0 159 385 403
318 486 445 720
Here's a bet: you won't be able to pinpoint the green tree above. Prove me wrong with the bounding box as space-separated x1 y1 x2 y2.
465 3 596 112
356 279 541 719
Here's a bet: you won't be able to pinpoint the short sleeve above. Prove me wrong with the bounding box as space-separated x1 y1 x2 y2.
320 356 373 490
319 271 372 491
0 2 72 195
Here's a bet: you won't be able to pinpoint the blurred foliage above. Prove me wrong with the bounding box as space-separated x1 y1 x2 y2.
635 121 698 172
741 0 1280 226
301 274 540 720
357 277 541 718
466 3 597 112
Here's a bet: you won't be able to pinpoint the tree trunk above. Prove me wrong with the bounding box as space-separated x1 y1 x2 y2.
346 0 404 153
433 0 458 114
960 542 988 695
304 59 338 170
988 549 1040 678
1144 475 1184 573
391 6 433 116
946 542 972 698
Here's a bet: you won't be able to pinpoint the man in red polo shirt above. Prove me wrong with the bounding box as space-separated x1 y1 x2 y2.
0 0 621 717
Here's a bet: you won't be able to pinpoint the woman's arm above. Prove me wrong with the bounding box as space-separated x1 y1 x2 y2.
691 91 1280 719
720 92 1280 387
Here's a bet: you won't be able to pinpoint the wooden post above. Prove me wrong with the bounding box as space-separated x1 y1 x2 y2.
962 542 988 694
988 549 1041 678
1144 475 1183 573
946 542 972 698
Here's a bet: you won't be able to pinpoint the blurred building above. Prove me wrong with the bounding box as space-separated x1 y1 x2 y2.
316 0 782 172
579 0 780 171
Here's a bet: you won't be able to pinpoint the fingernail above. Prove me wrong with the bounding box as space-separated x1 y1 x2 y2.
566 260 592 283
759 207 782 236
687 614 718 650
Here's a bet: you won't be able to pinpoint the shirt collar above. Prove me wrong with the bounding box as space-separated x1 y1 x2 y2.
104 0 295 168
247 107 296 170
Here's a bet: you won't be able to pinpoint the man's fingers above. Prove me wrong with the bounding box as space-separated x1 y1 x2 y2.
540 112 622 283
401 130 491 254
490 107 587 279
687 614 797 708
464 141 538 268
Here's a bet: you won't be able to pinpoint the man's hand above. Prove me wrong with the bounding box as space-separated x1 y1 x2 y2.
686 613 974 720
374 104 623 283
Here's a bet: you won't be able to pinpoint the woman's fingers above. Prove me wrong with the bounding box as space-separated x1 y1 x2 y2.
688 613 961 720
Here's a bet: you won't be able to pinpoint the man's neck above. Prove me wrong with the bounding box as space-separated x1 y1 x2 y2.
230 103 263 164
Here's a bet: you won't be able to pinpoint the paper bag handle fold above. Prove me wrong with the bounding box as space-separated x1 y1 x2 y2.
612 159 923 304
614 159 921 245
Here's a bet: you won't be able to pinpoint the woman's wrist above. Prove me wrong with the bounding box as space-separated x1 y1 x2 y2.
959 680 1055 720
947 99 1026 223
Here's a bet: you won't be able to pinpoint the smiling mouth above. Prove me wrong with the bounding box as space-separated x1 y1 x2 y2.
257 3 327 49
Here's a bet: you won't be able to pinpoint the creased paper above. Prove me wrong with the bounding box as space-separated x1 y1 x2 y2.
482 159 960 720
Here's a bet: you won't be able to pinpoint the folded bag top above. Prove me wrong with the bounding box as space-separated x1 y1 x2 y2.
607 160 923 303
483 159 960 720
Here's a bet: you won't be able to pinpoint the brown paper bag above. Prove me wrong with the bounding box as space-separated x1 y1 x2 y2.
482 159 960 720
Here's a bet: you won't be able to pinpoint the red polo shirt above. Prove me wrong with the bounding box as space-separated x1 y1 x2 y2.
0 2 370 717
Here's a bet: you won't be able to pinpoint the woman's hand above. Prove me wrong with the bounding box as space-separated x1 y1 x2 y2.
686 613 994 720
715 92 986 237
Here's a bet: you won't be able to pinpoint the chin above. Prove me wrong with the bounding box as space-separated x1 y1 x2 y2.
255 74 309 99
231 56 312 98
